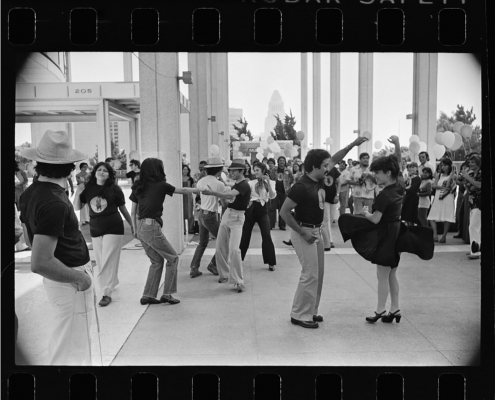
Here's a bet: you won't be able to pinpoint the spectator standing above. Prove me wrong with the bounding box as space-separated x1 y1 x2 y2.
347 153 376 215
462 154 481 259
193 160 208 183
417 167 433 227
182 164 195 234
74 162 133 307
268 156 294 230
338 161 350 215
427 158 456 243
321 165 341 250
76 162 91 225
126 159 141 184
418 151 436 176
401 162 421 226
19 130 94 365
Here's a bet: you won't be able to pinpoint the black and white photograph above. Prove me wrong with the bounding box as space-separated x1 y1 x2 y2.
13 51 482 368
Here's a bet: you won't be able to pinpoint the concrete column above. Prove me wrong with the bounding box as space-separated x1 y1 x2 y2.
123 53 133 82
96 100 109 162
313 53 321 150
301 53 308 158
188 53 212 170
413 53 438 161
139 52 184 252
211 53 229 160
330 53 341 153
358 53 373 156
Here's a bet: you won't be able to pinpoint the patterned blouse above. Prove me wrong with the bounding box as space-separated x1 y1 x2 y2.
466 169 481 210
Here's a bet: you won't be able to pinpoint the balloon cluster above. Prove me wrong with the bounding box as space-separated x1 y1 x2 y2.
253 134 301 162
433 122 473 158
407 135 427 156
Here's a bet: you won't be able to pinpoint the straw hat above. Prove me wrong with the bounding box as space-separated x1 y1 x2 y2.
21 130 87 164
203 156 224 168
228 158 247 170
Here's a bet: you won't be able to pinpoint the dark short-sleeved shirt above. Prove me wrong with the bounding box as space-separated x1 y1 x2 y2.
372 182 403 224
275 167 286 193
228 180 251 211
126 171 139 184
288 174 325 225
324 167 341 203
129 180 175 227
19 181 90 267
80 183 126 237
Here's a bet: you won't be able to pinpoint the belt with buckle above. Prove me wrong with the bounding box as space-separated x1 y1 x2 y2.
141 218 157 225
297 221 322 228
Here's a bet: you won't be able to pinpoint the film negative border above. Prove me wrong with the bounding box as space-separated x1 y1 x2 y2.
2 0 493 399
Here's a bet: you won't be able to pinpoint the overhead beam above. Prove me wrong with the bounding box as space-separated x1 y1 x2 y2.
16 114 97 123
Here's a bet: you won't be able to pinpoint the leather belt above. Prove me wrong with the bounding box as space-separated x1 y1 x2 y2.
140 218 157 225
297 221 322 228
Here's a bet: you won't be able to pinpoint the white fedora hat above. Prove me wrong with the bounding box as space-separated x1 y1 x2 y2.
203 156 225 168
21 130 87 164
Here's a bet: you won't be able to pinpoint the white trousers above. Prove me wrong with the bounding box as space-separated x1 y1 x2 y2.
469 208 481 253
80 204 90 223
43 263 94 365
92 234 123 297
321 202 336 248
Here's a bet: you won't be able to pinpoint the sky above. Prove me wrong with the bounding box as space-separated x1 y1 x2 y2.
16 52 481 160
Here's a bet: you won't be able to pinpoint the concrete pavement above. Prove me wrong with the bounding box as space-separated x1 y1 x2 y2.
15 213 480 367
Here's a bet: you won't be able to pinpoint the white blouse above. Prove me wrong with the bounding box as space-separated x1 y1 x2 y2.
248 179 276 206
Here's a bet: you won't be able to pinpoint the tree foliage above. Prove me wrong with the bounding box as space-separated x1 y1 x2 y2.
230 117 254 159
269 110 301 147
436 104 481 160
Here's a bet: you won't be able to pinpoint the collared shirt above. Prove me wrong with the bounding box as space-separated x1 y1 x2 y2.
248 178 276 206
196 175 226 212
350 166 374 199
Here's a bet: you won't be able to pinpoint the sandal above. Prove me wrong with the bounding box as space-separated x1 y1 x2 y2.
433 236 438 242
439 237 446 243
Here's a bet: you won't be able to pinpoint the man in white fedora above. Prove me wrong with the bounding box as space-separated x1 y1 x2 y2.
202 159 252 293
189 156 225 278
19 130 95 365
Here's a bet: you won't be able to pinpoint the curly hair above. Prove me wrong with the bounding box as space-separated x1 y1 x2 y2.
303 149 331 173
86 162 118 202
469 154 481 167
369 155 400 179
34 162 76 179
132 158 166 196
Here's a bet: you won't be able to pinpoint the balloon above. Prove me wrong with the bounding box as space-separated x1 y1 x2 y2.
237 151 243 157
260 141 268 149
112 160 122 169
418 141 427 153
291 148 298 157
224 159 232 168
210 144 220 155
240 134 247 141
256 153 264 161
409 141 420 155
451 132 463 151
293 145 299 150
267 136 274 144
409 134 420 143
460 124 473 138
453 121 464 134
432 144 446 160
362 131 372 140
269 142 279 152
267 152 274 158
129 150 140 161
284 148 292 157
232 141 240 149
374 141 382 150
441 131 455 148
434 132 443 145
325 137 333 145
285 142 293 150
296 131 305 140
256 147 263 154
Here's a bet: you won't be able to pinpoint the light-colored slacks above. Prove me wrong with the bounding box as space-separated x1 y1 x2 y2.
43 263 94 365
321 202 336 248
215 208 246 285
92 234 123 297
290 226 325 321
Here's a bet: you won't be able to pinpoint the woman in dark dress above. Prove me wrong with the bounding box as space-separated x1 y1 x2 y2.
339 153 434 324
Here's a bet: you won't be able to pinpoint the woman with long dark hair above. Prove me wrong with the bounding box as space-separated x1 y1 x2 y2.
339 150 434 324
130 158 201 305
74 161 133 307
401 162 421 226
76 162 90 225
182 164 195 234
239 162 277 271
417 167 433 227
427 158 456 243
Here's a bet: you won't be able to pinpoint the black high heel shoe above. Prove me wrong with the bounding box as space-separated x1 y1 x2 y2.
382 310 401 323
365 310 386 323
